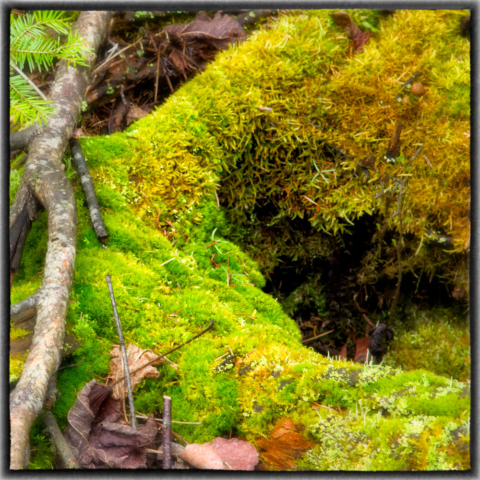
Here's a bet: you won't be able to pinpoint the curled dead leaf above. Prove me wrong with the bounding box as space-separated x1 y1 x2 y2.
108 344 165 399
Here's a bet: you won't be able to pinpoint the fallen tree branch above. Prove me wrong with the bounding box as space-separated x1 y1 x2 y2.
70 139 108 241
44 411 80 469
10 125 36 151
10 184 40 285
10 292 40 317
9 11 112 470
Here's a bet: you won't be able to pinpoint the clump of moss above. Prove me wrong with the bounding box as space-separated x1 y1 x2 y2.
383 306 470 381
10 353 28 383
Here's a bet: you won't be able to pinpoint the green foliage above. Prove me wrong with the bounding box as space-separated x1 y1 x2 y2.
10 10 93 126
9 167 23 206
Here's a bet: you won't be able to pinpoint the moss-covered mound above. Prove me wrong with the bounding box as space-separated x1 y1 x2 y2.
10 9 470 471
73 8 470 341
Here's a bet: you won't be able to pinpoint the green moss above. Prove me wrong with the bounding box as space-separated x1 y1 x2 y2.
383 306 470 381
10 324 30 340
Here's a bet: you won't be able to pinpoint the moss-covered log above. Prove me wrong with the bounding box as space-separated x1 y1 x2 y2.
10 9 470 471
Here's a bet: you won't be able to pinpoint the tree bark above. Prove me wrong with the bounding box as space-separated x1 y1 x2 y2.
9 11 112 470
10 125 36 151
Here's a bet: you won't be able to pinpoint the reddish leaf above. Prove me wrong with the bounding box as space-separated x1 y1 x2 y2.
209 437 259 470
180 443 225 470
257 418 314 471
352 29 372 53
329 11 372 53
340 343 347 359
353 336 370 363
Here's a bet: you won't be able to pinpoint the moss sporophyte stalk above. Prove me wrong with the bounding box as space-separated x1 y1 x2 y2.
11 9 469 471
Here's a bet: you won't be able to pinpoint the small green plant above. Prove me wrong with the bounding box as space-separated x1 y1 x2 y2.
10 11 93 126
135 11 154 19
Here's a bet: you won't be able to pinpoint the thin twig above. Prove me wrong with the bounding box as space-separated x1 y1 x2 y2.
111 320 215 387
159 258 175 267
43 412 80 469
58 357 85 371
106 275 137 430
235 312 256 321
11 62 48 101
91 38 143 75
163 395 172 469
362 313 375 328
155 53 161 103
302 329 335 344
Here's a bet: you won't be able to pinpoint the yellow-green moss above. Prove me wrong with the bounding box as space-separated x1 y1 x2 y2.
10 353 28 383
10 324 30 340
383 306 470 381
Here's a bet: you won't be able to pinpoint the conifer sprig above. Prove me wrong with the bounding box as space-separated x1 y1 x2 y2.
10 11 94 126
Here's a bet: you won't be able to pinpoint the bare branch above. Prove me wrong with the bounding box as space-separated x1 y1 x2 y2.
44 411 80 469
70 139 108 241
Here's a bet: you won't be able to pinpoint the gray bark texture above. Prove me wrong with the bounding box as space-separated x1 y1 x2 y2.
10 125 35 151
9 11 112 470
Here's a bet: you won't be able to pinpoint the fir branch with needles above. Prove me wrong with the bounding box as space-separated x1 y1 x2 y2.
10 11 94 126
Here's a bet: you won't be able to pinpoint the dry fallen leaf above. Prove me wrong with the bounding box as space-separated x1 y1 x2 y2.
108 344 165 399
65 380 158 469
180 443 226 470
257 418 314 470
209 437 259 470
353 336 370 363
126 104 149 126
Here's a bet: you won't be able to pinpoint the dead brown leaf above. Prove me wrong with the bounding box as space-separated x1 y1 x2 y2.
107 343 165 399
126 104 149 126
353 336 370 363
257 418 314 470
65 380 158 469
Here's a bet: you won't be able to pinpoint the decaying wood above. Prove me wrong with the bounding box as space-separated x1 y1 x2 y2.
70 139 108 241
44 411 80 469
9 11 112 470
11 307 36 326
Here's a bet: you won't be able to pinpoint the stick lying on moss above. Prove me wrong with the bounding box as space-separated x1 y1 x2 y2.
110 319 215 388
71 138 108 242
44 411 80 469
